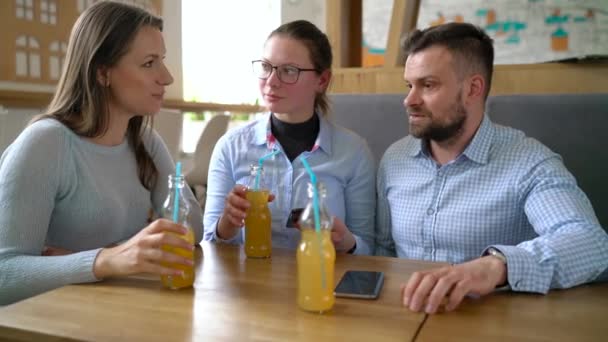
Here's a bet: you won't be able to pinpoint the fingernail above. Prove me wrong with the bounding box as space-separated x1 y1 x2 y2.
425 304 434 314
403 297 409 307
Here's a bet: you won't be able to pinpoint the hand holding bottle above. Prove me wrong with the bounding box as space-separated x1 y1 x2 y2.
92 219 194 279
217 185 249 238
217 184 275 239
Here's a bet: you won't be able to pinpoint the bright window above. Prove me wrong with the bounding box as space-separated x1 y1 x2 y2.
15 0 34 20
49 41 67 80
40 0 58 25
77 0 95 13
182 0 280 104
15 35 41 78
180 0 280 153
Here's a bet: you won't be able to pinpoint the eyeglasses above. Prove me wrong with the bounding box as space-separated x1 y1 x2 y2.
251 60 317 84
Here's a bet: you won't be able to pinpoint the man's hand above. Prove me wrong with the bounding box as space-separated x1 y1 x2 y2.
401 256 507 314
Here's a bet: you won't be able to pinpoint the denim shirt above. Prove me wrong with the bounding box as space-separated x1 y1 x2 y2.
204 113 376 254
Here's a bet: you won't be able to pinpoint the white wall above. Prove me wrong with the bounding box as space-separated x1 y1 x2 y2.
0 107 41 155
161 0 183 100
281 0 325 30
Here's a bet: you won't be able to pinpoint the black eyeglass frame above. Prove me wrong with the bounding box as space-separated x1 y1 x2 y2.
251 60 318 84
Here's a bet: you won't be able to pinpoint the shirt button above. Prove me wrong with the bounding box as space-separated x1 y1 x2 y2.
427 208 435 215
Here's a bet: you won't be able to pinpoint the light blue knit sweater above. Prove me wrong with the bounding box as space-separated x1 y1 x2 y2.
0 119 203 305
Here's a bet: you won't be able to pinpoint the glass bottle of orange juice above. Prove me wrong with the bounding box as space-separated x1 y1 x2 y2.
297 182 335 313
160 173 195 289
244 164 272 258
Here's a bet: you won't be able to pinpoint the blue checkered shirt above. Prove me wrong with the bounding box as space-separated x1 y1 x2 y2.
376 115 608 293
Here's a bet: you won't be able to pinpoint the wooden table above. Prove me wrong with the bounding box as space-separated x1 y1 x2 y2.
0 242 441 342
417 283 608 342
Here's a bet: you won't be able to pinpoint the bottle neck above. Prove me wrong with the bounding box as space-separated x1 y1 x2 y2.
168 175 186 189
301 189 331 231
307 193 326 208
249 165 263 177
163 175 190 225
248 165 265 190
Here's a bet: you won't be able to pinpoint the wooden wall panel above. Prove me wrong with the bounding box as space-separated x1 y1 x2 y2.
384 0 420 68
326 0 362 68
330 63 608 95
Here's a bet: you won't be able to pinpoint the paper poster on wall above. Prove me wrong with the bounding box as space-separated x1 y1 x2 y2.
362 0 393 67
417 0 608 64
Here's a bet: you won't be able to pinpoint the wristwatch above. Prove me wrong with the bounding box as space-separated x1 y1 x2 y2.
486 247 510 291
487 247 507 264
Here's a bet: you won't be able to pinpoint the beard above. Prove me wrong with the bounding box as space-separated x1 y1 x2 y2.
407 94 467 142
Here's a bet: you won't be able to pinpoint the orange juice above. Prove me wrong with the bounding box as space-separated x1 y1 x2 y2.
160 228 195 289
297 229 335 313
244 189 271 258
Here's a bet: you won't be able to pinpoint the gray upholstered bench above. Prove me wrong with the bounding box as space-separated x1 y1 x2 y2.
330 93 608 228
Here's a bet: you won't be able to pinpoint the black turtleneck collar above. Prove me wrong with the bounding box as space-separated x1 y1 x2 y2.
270 113 320 162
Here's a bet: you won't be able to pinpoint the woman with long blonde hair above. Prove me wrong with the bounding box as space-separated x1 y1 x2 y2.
0 1 202 305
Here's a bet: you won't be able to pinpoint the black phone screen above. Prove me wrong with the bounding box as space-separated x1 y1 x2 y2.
334 270 384 299
286 208 304 228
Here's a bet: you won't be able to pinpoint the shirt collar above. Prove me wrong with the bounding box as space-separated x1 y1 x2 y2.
253 113 269 146
408 139 424 157
252 112 333 156
461 114 493 165
406 114 494 165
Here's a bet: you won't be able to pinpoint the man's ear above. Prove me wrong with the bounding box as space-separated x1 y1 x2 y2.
97 67 111 87
316 69 332 93
464 74 485 104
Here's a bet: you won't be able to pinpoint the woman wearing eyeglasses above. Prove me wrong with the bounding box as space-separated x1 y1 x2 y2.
203 20 375 255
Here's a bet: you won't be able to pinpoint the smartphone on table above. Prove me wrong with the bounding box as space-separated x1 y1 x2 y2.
334 270 385 299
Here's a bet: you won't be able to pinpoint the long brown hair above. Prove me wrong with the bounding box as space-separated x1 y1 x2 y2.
33 1 161 190
269 20 333 115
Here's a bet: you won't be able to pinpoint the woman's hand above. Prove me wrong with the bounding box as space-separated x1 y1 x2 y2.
217 185 274 240
330 217 356 253
92 219 194 279
217 185 250 239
